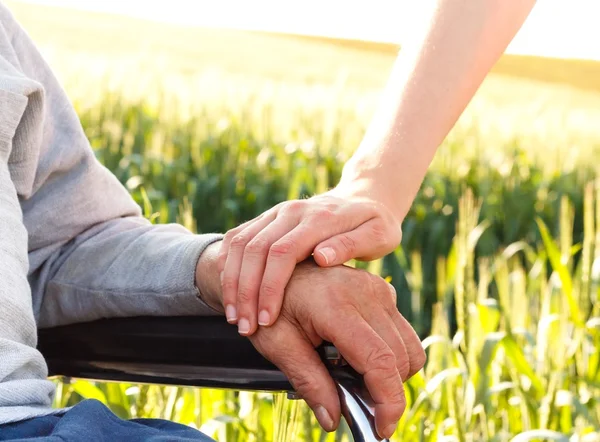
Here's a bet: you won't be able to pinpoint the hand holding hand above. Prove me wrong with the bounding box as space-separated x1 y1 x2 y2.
218 183 403 336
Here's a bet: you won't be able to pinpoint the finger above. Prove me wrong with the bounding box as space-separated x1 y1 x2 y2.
248 203 373 330
376 281 427 379
236 215 301 335
313 218 400 267
388 309 427 379
363 304 411 381
250 321 340 432
218 225 245 274
220 212 277 325
217 211 271 273
254 202 379 325
256 221 344 328
318 312 406 439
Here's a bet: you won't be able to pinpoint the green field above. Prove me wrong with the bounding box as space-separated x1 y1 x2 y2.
9 0 600 170
8 1 600 441
10 0 600 91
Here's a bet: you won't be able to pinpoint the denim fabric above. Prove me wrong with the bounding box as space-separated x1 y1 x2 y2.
0 400 215 441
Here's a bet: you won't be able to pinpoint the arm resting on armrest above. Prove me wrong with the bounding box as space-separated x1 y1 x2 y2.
37 316 385 442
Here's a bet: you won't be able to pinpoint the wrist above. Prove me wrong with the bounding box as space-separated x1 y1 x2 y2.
194 241 225 314
335 170 405 223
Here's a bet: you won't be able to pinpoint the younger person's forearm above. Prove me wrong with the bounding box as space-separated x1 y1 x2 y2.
341 0 536 220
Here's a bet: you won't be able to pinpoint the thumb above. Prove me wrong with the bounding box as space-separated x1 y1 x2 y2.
250 323 340 432
313 219 387 266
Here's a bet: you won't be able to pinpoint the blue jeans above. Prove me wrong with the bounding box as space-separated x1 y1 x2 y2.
0 399 215 441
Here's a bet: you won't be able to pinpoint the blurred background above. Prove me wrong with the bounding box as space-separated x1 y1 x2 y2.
8 0 600 440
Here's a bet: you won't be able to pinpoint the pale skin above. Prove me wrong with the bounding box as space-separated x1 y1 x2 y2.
217 0 538 336
197 241 426 439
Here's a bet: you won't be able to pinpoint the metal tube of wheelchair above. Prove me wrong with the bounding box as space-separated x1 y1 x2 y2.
336 378 388 442
319 346 388 442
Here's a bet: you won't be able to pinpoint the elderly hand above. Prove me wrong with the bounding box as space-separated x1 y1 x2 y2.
217 183 403 336
246 259 425 439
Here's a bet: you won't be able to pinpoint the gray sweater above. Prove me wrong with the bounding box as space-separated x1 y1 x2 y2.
0 3 222 425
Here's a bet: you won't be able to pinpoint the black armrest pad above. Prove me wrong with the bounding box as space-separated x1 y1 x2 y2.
37 316 290 391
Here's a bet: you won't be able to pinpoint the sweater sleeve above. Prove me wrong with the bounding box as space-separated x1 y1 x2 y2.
0 77 55 422
0 4 224 330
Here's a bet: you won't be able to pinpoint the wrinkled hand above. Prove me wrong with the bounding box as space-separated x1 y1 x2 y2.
247 260 425 439
217 186 402 335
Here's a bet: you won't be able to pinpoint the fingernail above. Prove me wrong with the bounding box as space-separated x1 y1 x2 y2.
318 247 336 265
225 304 237 323
258 310 271 326
238 318 250 335
383 423 397 439
314 405 334 431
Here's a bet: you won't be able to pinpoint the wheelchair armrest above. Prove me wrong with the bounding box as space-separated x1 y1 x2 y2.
38 316 386 442
37 316 290 391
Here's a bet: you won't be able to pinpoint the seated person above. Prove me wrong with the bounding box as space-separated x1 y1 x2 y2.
0 0 535 440
0 4 424 441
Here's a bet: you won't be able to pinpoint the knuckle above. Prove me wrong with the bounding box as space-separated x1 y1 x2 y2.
282 200 305 216
389 388 407 417
310 208 336 223
377 368 406 407
223 229 238 243
376 218 402 248
366 345 396 372
391 386 407 409
230 233 250 249
269 239 297 259
221 276 237 294
337 233 357 254
237 287 255 304
245 237 270 256
370 221 389 246
372 220 401 251
371 366 405 412
324 201 341 212
272 201 286 211
260 281 281 300
363 272 381 294
288 372 320 401
370 276 396 306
